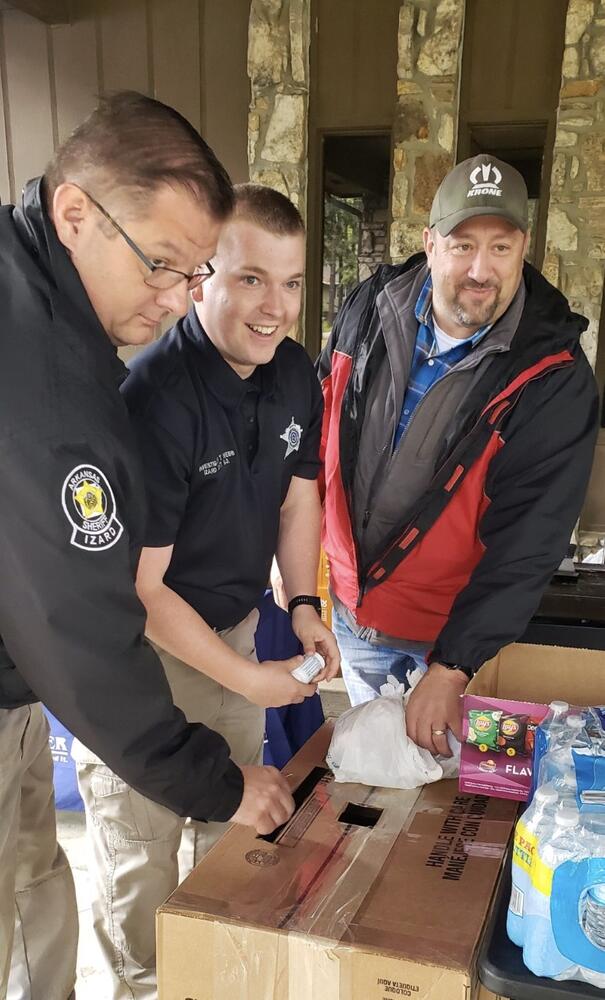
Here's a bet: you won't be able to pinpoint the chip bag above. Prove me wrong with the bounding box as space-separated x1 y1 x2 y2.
498 713 530 756
467 709 502 751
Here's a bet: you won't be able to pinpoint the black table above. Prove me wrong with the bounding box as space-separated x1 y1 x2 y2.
520 568 605 651
478 865 603 999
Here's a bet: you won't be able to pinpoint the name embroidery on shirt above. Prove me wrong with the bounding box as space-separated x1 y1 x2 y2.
198 450 235 477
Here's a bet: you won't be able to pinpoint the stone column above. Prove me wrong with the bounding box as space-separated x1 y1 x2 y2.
358 201 389 282
543 0 605 369
247 0 310 218
390 0 465 262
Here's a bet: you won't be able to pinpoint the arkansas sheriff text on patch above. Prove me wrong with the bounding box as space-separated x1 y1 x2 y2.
61 464 124 551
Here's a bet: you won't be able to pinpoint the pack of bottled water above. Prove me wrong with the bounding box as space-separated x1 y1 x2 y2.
507 700 605 988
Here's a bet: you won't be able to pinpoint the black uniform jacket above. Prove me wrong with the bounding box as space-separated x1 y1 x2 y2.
0 178 243 822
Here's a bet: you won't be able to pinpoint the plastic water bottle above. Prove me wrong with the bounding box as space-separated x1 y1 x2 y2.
507 784 558 946
539 714 586 786
531 701 569 798
543 769 577 807
542 701 570 736
583 883 605 951
523 806 581 978
553 813 605 990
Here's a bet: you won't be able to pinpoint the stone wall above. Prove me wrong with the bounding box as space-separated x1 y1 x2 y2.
543 0 605 369
247 0 310 218
390 0 465 262
358 202 389 282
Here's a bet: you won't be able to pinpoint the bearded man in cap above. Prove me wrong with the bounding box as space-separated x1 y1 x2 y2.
318 153 598 755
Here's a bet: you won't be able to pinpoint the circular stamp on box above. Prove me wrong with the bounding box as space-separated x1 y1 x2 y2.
245 848 280 868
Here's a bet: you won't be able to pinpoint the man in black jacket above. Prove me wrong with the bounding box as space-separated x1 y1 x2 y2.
0 93 295 1000
73 185 338 999
319 153 599 757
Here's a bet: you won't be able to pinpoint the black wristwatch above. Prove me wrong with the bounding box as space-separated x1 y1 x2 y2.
435 658 473 680
288 594 322 616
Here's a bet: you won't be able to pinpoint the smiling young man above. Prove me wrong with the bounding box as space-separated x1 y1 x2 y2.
73 184 340 999
0 95 300 1000
318 153 598 756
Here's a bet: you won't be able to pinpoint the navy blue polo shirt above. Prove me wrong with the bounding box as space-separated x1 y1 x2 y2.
122 309 323 630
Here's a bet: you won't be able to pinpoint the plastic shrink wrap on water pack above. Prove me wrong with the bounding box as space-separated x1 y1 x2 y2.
508 701 605 988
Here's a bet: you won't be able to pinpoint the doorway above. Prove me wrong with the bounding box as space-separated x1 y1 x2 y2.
311 132 391 357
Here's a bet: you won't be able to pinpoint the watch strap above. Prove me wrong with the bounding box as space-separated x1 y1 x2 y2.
288 594 322 616
429 656 473 679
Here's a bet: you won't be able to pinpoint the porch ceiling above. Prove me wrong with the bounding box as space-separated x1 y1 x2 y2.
0 1 71 25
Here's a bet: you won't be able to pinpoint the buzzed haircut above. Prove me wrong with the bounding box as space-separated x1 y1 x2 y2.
45 91 234 220
233 183 305 236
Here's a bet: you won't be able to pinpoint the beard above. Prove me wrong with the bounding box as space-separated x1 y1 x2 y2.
451 280 501 329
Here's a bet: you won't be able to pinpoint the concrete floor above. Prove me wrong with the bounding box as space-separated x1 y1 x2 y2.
56 680 350 999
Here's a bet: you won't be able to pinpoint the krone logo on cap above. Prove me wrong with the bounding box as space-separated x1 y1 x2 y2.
62 463 123 551
468 162 503 199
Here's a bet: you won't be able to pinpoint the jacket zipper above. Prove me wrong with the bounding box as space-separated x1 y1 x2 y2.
357 512 372 605
359 365 465 572
361 356 574 589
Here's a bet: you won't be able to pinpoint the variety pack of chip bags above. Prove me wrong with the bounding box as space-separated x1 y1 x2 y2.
459 694 549 801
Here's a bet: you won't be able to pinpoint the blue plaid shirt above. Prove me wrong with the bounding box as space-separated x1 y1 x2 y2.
393 276 491 450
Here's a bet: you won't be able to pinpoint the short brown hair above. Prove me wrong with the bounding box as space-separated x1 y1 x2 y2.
45 91 233 220
233 183 304 236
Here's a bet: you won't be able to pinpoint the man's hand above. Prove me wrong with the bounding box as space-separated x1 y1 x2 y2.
243 656 317 708
229 764 295 835
291 604 341 681
405 662 468 757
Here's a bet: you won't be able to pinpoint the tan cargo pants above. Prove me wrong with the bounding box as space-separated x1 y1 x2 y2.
0 703 78 1000
72 610 265 1000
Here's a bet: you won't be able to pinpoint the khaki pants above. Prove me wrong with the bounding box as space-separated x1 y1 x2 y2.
0 703 78 1000
73 610 264 1000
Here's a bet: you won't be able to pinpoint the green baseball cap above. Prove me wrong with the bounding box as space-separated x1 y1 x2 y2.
429 153 528 236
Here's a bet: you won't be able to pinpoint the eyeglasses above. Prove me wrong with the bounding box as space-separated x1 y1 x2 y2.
81 188 215 291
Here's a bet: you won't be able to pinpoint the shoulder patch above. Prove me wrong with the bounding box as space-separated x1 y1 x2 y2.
61 464 124 551
280 417 304 458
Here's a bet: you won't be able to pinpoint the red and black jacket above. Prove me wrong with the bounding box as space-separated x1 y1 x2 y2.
318 256 599 675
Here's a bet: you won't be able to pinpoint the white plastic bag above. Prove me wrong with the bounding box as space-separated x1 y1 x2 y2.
326 672 460 788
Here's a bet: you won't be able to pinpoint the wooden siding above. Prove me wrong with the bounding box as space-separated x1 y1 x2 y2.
0 0 250 206
313 0 401 131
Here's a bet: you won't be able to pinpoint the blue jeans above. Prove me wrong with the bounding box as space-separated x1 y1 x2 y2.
332 609 430 706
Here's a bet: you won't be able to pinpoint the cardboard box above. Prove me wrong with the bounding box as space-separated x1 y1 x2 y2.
476 988 503 1000
465 642 605 706
318 546 333 629
157 643 605 1000
158 724 518 1000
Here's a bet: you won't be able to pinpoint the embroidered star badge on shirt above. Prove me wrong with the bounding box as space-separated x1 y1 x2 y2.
279 417 303 459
